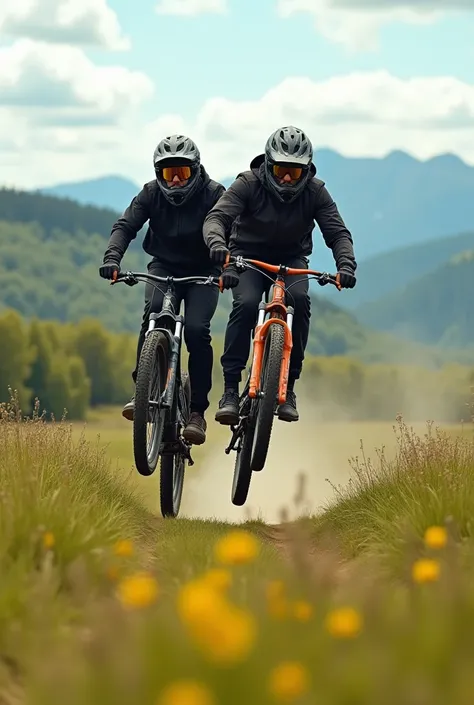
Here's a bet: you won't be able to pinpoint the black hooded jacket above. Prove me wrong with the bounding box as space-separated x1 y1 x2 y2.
103 166 225 275
202 155 356 273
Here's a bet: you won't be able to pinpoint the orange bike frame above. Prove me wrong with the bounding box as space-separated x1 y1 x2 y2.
223 256 340 406
248 273 293 405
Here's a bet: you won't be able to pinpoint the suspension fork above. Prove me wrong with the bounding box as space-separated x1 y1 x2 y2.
161 320 181 406
278 306 294 405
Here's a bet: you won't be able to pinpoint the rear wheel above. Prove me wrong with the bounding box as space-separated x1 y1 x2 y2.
231 390 256 506
133 331 169 477
250 323 284 472
160 372 190 518
160 454 185 518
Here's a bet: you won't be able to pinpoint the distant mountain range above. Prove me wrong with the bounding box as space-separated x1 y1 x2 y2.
340 229 474 310
37 149 474 268
40 176 139 215
355 250 474 348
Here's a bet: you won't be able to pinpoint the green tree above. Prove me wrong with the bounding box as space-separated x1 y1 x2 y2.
0 309 33 407
45 353 90 420
73 319 116 406
26 319 55 413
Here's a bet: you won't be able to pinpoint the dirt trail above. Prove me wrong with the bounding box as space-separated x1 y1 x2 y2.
180 399 364 523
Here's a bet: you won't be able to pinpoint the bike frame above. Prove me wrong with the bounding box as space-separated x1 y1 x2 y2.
224 256 340 405
112 270 221 444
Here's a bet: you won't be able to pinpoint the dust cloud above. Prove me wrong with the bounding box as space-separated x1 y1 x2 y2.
179 369 466 523
180 398 394 524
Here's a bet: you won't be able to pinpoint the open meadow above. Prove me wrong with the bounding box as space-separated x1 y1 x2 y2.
1 394 474 703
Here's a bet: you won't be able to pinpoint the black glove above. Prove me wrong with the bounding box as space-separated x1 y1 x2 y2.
99 261 120 280
337 270 356 289
220 267 240 290
209 245 230 264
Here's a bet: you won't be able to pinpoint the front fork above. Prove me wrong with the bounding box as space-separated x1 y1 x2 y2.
248 305 294 403
145 313 184 412
226 305 295 455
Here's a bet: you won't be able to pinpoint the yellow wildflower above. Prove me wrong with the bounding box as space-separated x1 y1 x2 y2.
177 579 227 625
177 578 256 665
43 532 55 549
325 606 363 639
158 680 216 705
214 530 259 565
114 539 134 557
202 568 232 592
293 600 314 622
268 661 310 702
117 572 159 609
192 606 257 666
412 558 440 584
424 526 447 550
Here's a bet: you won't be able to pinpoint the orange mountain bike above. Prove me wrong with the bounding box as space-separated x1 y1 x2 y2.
222 255 341 506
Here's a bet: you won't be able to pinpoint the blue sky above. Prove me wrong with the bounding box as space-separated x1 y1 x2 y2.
101 0 474 114
0 0 473 188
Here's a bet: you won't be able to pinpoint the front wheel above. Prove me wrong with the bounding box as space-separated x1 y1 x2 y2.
133 330 169 477
250 323 284 472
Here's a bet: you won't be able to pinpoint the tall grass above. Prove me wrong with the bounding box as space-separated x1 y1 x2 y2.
1 395 474 703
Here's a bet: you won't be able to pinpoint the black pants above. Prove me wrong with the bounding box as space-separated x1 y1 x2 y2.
221 256 311 386
133 262 219 415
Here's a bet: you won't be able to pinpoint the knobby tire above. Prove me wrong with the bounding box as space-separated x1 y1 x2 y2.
250 323 285 472
231 387 256 506
133 330 169 476
160 372 191 518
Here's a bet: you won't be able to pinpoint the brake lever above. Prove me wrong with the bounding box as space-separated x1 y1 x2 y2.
195 275 220 286
316 273 331 287
110 272 139 287
317 273 340 289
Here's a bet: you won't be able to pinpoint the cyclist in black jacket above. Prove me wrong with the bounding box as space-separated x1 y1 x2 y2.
99 134 225 445
203 125 357 425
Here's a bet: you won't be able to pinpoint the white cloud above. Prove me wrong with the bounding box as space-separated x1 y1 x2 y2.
0 40 153 117
276 0 461 50
143 70 474 180
3 70 474 189
156 0 227 15
0 0 129 50
331 0 471 8
0 38 154 188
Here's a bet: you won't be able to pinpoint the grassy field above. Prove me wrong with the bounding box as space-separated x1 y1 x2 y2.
1 393 474 703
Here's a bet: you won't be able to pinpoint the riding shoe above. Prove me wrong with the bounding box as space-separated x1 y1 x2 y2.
122 395 151 423
122 396 135 421
277 390 299 422
183 412 207 445
215 389 240 425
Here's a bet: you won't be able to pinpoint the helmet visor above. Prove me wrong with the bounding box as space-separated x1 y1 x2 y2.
161 165 192 182
272 164 303 181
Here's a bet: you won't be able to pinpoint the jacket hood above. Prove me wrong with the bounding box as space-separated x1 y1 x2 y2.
189 164 210 195
249 153 317 181
199 164 211 186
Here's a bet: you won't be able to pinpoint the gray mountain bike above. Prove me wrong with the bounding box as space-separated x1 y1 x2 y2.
111 270 222 518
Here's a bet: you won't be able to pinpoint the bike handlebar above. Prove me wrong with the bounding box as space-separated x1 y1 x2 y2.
109 256 341 292
110 271 222 287
224 255 342 290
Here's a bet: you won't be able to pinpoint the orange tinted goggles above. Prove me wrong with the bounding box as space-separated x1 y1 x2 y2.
273 164 303 180
161 165 192 181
